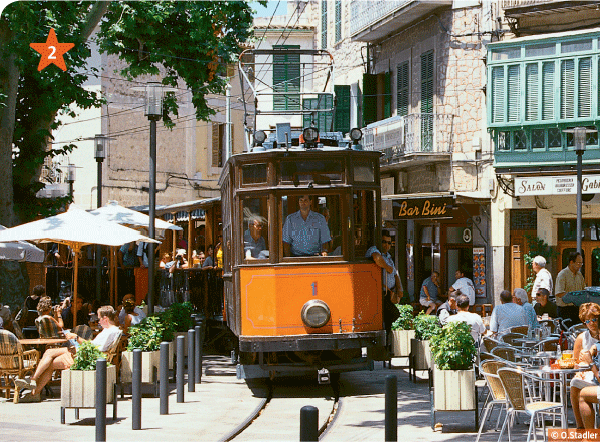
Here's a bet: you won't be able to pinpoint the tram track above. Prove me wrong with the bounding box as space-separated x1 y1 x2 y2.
222 377 341 441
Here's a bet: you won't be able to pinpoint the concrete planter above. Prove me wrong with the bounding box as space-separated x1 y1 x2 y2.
432 365 476 411
390 329 414 357
121 350 160 384
61 365 116 408
410 339 431 371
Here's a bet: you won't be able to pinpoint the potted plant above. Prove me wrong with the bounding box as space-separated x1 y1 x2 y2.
162 301 195 357
410 313 440 379
429 321 477 412
61 341 116 411
390 304 414 357
121 315 173 384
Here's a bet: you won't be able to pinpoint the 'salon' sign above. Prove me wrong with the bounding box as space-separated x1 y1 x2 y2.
515 174 600 196
391 197 454 220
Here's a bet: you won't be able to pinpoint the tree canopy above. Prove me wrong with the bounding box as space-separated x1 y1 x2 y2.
0 1 258 226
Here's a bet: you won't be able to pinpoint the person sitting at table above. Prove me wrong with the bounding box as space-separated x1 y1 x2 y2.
569 302 600 429
533 287 558 319
159 252 172 269
117 293 146 325
512 288 539 330
447 293 486 345
120 298 143 333
61 295 87 329
437 291 458 325
35 296 64 335
420 271 442 315
489 290 528 336
14 305 121 403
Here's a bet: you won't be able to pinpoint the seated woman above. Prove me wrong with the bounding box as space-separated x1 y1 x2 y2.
120 298 143 333
14 305 121 403
570 302 600 428
35 296 64 335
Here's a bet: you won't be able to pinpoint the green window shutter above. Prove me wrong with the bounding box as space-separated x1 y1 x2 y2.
525 63 538 122
273 45 300 111
303 98 318 129
362 73 377 126
421 51 434 151
561 59 575 119
542 61 555 120
335 1 342 42
321 1 328 49
302 95 333 132
579 57 592 118
507 65 520 122
492 66 505 123
334 84 351 134
384 71 391 119
396 61 409 116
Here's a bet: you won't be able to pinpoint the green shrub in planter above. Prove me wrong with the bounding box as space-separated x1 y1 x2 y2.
163 301 195 333
391 304 414 331
430 321 476 370
413 312 441 341
127 316 171 352
70 341 110 371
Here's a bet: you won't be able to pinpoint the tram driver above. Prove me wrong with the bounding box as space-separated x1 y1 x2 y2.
244 218 267 259
282 195 331 257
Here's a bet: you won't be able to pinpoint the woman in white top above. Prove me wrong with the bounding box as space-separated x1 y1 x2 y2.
15 305 121 403
570 302 600 428
121 298 143 332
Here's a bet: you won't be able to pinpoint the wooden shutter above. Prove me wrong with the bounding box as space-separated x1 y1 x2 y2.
321 1 328 49
273 45 300 111
507 65 520 122
421 51 434 151
396 61 409 116
362 73 377 126
212 123 221 167
525 63 538 122
302 95 333 132
561 59 575 119
578 57 592 118
335 0 342 42
542 61 554 120
492 66 505 123
334 84 351 134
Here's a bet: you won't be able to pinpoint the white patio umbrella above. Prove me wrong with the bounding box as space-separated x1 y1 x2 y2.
0 225 44 262
0 204 160 325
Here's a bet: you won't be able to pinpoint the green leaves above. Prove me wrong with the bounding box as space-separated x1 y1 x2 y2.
413 312 441 340
430 321 477 371
127 315 170 351
159 301 194 333
391 304 414 331
71 340 109 371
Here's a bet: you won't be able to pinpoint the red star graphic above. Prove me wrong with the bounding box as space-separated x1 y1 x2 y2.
30 28 75 72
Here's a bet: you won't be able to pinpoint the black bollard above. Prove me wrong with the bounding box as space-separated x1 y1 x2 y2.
385 375 397 442
95 358 107 442
188 329 195 392
160 341 169 415
299 405 319 442
132 349 142 430
176 335 185 403
195 324 202 384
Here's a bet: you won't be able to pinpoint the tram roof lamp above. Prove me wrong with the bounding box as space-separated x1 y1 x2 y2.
303 127 319 143
254 130 266 145
350 128 362 144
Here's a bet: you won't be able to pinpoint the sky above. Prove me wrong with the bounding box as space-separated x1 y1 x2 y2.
251 1 288 18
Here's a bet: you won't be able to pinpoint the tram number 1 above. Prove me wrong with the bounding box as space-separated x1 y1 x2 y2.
311 281 318 297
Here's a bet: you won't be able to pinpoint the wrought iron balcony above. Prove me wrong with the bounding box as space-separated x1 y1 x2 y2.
362 113 454 166
350 0 451 42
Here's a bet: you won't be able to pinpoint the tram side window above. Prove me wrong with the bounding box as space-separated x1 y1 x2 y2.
242 197 269 261
354 190 377 257
281 194 341 258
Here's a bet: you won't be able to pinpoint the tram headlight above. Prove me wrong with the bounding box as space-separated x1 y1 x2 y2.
301 300 331 328
254 130 267 146
302 127 319 143
350 128 362 143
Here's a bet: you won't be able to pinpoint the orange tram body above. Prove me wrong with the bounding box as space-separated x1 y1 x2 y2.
219 146 388 380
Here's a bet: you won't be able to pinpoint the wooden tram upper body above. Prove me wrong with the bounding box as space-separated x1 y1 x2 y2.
219 146 387 379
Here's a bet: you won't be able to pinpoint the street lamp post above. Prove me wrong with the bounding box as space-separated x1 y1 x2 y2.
67 163 76 198
574 128 587 255
95 134 108 302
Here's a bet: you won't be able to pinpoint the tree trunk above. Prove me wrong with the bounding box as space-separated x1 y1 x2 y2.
0 49 18 227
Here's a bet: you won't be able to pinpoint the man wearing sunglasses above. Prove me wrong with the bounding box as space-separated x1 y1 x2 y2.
366 231 403 336
555 251 585 325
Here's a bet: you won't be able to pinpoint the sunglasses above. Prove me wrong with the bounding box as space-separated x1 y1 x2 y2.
585 318 598 324
382 240 392 245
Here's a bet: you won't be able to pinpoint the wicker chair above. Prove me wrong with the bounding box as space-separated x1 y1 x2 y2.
35 315 62 338
531 337 560 353
482 336 503 353
497 367 563 442
501 332 527 347
509 326 529 336
0 330 39 400
538 320 556 334
475 360 510 442
491 346 521 363
105 332 126 394
72 324 93 340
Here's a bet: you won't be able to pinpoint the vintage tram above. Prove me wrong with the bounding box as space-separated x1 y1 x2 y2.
219 133 388 380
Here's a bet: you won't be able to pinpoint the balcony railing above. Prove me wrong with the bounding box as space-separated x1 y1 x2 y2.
350 0 405 37
501 0 555 8
362 113 454 165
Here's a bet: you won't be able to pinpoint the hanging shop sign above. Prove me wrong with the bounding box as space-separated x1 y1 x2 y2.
515 174 600 197
391 197 454 220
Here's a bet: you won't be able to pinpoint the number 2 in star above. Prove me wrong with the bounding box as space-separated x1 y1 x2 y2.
30 28 74 72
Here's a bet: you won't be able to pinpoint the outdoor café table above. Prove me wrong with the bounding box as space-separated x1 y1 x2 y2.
524 364 588 428
19 338 67 349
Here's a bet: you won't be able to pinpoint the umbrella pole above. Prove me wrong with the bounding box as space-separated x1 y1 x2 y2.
114 247 118 307
73 244 80 327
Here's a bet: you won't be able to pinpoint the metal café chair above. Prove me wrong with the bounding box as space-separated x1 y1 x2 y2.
509 326 529 336
501 332 527 347
475 360 510 442
497 367 563 442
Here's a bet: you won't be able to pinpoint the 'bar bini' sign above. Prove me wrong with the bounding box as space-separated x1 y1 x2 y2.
391 197 454 220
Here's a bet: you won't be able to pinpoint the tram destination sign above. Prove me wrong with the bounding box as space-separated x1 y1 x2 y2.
390 196 454 220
